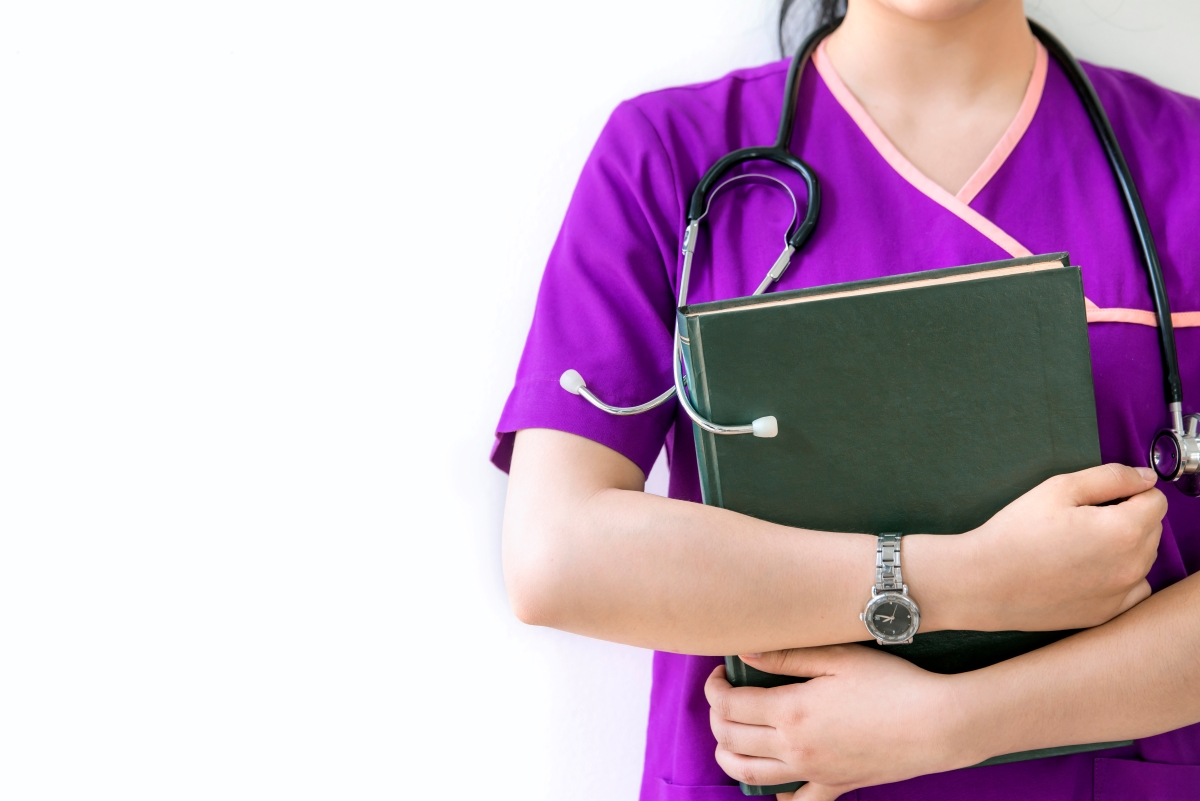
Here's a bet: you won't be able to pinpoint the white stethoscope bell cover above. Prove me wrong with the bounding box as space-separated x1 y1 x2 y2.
559 369 586 395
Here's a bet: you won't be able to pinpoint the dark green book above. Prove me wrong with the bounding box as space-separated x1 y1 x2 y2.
678 253 1131 796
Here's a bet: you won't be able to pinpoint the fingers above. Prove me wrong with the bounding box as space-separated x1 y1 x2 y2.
1114 483 1169 524
740 645 852 679
1060 463 1157 507
771 783 849 801
710 708 779 758
713 747 793 789
1099 488 1166 582
792 783 847 801
704 666 777 726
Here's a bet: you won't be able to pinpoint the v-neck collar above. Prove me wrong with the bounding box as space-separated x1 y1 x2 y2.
808 40 1200 329
812 38 1047 259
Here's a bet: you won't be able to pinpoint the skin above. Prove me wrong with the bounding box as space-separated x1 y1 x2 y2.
824 0 1036 195
707 575 1200 799
506 430 1160 655
503 0 1187 796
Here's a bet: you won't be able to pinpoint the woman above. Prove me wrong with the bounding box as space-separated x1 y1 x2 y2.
494 0 1200 798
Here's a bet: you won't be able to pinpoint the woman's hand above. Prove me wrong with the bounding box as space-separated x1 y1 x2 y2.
706 647 979 801
936 463 1167 632
906 463 1166 634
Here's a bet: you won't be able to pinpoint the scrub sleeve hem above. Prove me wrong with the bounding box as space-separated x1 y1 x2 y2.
491 377 674 477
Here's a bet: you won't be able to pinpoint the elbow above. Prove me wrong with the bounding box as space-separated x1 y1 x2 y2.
505 571 555 628
502 520 569 628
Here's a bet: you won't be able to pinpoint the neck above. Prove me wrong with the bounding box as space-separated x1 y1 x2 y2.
821 0 1037 195
825 1 1034 107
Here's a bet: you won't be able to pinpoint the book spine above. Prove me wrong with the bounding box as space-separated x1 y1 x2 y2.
723 655 747 685
682 313 723 508
739 781 802 796
974 742 1133 766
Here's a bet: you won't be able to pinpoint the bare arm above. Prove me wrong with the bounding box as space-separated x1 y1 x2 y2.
967 570 1200 756
502 428 1162 656
704 565 1194 800
504 429 882 655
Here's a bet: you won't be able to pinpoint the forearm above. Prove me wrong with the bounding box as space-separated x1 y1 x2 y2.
502 429 967 655
959 572 1200 760
515 486 870 654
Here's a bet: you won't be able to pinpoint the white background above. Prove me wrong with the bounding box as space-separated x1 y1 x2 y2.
0 1 1197 799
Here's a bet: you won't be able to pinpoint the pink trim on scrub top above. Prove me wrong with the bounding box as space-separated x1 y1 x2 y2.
812 39 1034 259
813 41 1200 329
1085 300 1200 328
957 42 1048 204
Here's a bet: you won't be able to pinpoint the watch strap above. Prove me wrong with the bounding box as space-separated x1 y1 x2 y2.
875 532 903 592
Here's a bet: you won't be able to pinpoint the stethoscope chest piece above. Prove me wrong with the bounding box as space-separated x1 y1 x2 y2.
1151 411 1200 495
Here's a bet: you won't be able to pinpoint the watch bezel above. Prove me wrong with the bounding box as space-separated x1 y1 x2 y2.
861 589 920 645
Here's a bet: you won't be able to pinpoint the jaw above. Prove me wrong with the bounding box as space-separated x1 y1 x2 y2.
866 0 1001 23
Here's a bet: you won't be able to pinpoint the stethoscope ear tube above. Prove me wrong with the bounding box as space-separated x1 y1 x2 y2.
557 321 779 438
559 369 678 417
670 322 777 437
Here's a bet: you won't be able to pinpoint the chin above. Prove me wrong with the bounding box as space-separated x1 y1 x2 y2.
877 0 996 22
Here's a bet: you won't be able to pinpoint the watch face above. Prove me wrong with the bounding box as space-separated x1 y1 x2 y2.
864 593 919 643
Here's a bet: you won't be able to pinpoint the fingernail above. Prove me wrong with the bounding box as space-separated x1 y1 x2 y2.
741 653 761 660
1136 467 1157 482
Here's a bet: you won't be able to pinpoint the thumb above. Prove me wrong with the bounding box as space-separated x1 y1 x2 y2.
1116 578 1152 614
740 645 848 679
787 782 846 801
1060 463 1157 507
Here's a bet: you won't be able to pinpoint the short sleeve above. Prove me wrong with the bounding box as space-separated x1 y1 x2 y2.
491 101 682 476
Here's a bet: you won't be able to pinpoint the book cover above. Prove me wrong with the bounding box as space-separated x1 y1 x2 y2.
679 254 1129 794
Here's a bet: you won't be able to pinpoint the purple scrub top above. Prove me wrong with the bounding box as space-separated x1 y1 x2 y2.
493 40 1200 800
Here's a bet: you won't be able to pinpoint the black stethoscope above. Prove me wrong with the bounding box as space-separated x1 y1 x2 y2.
558 19 1200 496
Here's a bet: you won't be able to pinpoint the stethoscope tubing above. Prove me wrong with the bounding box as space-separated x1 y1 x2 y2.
684 22 834 251
1029 21 1183 408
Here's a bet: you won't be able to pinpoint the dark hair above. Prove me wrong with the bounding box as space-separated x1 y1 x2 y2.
778 0 847 57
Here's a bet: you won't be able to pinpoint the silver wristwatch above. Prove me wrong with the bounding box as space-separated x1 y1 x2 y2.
860 533 921 645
